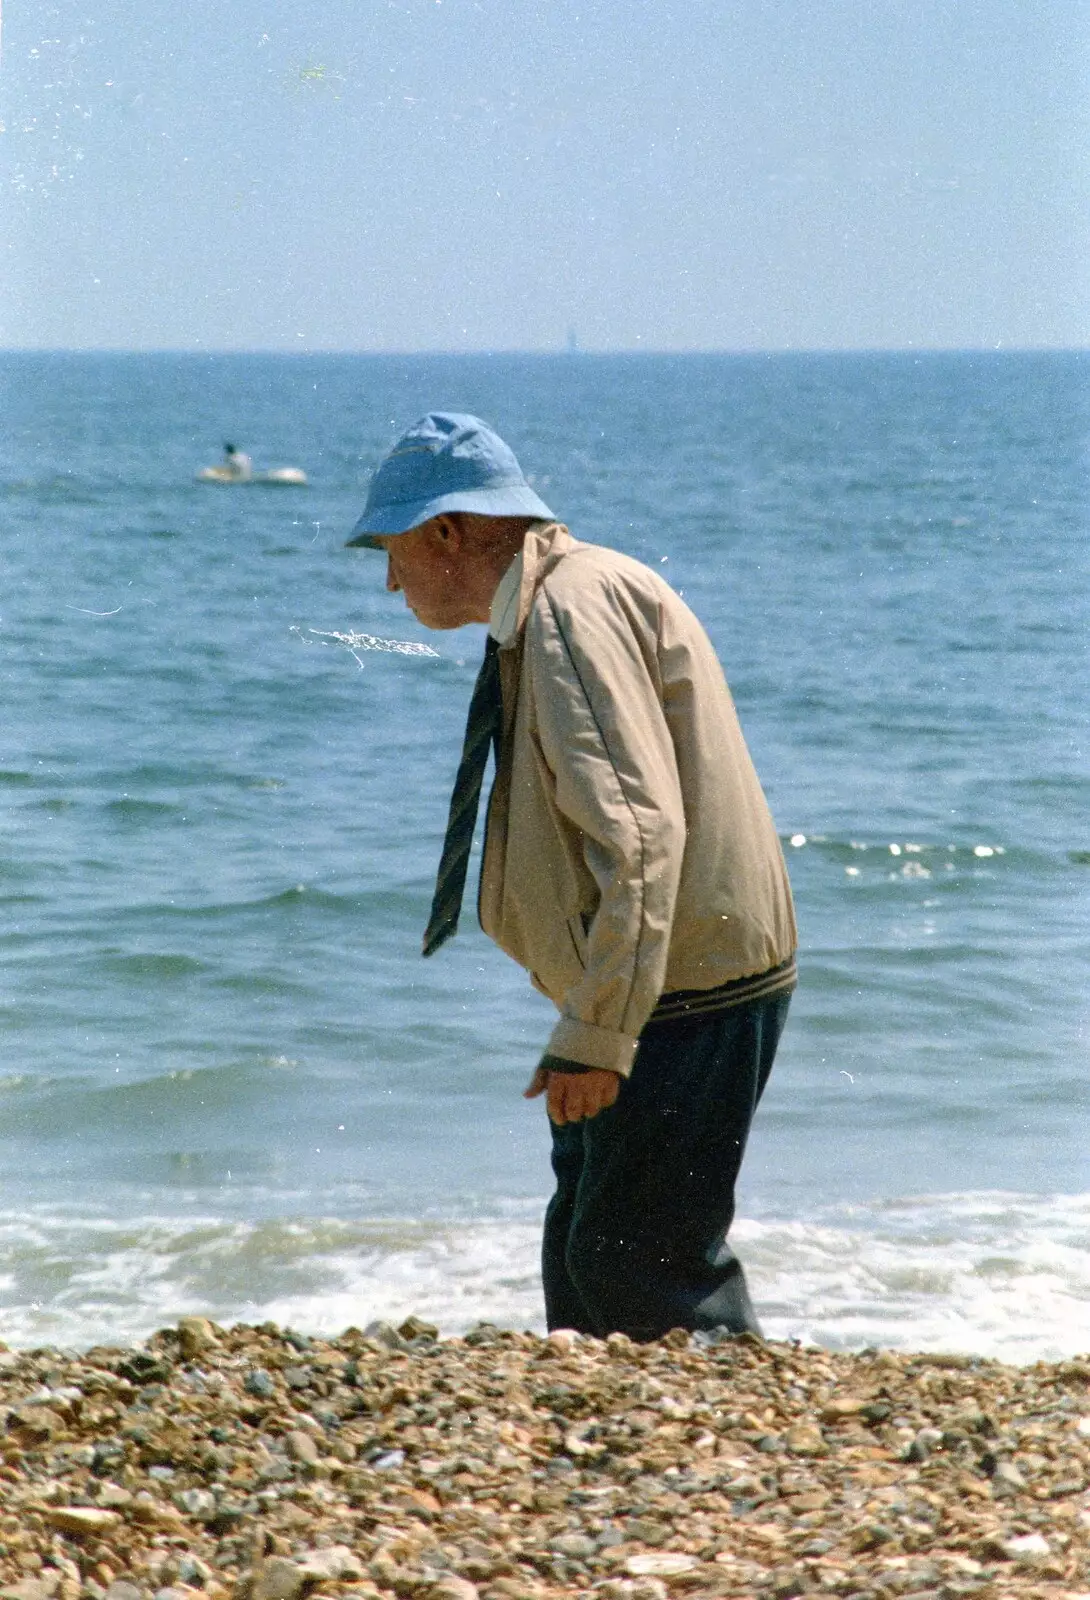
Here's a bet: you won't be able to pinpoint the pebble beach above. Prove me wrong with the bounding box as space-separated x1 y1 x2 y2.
2 1320 1089 1600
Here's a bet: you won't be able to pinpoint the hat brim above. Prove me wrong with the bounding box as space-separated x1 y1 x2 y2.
345 483 555 547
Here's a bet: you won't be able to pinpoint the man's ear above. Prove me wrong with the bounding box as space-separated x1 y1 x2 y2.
433 515 465 552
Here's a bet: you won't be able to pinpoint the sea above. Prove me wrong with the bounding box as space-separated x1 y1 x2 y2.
1 350 1087 1364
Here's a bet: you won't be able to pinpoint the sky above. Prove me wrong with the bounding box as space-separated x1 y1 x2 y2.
1 0 1087 352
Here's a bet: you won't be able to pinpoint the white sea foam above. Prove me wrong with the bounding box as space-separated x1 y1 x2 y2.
292 625 440 661
0 1209 545 1351
0 1192 1086 1361
742 1190 1090 1364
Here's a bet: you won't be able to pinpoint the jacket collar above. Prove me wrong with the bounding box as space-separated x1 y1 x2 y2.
500 521 576 648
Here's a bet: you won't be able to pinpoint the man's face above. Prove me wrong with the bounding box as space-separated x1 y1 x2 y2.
374 518 478 631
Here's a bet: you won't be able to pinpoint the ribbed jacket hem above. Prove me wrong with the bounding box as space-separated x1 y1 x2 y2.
645 955 798 1028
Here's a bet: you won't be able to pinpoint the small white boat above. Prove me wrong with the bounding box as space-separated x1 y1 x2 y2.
197 464 308 486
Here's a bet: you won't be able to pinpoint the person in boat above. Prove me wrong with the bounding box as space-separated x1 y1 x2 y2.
345 412 797 1342
222 443 253 481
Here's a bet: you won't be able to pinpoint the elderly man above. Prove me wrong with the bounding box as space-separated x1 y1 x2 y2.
348 412 796 1342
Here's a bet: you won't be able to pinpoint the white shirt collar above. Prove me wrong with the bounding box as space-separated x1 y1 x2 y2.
488 549 524 645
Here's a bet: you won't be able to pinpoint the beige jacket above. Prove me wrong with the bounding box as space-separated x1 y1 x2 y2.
478 522 797 1076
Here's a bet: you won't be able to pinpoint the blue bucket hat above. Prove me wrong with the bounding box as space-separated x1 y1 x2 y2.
346 412 555 545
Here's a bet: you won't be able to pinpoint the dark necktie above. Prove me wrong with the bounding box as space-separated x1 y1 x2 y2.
421 636 503 957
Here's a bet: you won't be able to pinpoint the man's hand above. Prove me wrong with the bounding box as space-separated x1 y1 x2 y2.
524 1058 621 1124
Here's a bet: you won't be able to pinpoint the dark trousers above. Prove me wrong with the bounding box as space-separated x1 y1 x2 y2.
542 991 790 1342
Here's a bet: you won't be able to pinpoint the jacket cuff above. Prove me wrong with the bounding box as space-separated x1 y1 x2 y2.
546 1016 639 1077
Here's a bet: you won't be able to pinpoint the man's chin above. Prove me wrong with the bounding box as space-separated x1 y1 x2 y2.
411 609 461 631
